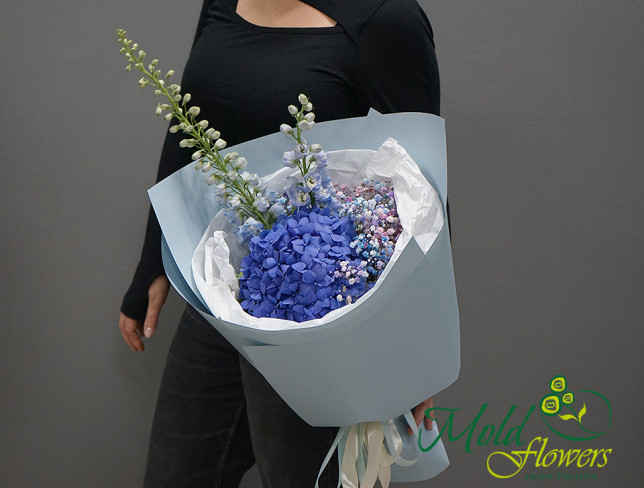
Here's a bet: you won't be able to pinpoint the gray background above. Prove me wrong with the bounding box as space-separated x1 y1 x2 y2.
1 0 642 487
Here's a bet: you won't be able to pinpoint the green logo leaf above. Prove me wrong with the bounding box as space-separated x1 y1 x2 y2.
578 402 587 424
558 414 578 421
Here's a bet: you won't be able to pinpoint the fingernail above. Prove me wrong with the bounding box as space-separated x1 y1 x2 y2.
144 327 153 338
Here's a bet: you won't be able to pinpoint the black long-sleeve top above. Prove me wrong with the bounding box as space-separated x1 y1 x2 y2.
121 0 441 320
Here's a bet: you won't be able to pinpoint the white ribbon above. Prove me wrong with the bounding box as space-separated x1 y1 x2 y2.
316 411 422 488
341 425 360 488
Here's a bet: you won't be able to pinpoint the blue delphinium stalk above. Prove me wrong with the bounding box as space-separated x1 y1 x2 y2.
279 95 339 212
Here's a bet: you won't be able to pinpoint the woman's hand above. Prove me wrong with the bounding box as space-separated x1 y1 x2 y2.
408 397 434 435
118 275 170 352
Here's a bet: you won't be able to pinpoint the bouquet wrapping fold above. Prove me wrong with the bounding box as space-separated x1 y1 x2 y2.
150 110 459 482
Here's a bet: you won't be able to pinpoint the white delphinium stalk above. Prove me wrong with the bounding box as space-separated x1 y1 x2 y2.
117 28 283 238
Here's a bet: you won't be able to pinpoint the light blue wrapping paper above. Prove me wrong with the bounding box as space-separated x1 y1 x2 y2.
153 111 458 482
390 419 450 482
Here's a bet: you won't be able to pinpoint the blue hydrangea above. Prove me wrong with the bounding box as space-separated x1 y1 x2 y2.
238 207 366 322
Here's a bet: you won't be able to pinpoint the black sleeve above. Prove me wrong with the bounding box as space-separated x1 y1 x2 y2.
120 0 213 321
355 0 440 116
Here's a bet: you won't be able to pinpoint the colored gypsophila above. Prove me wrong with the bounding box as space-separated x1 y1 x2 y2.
336 179 402 281
117 29 281 242
280 95 340 213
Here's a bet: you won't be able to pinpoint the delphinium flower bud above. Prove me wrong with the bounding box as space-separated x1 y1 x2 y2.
298 94 309 105
205 128 220 140
228 195 241 208
280 124 293 135
197 120 209 129
269 202 286 217
234 157 248 169
187 106 201 116
192 150 203 160
314 151 328 167
241 172 259 186
288 105 298 115
282 151 298 168
253 198 270 212
224 151 239 162
183 93 191 103
215 139 227 150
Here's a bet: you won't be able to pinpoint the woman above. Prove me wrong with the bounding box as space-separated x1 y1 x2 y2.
118 0 440 486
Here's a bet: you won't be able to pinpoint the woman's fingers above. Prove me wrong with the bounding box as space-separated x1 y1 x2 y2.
408 397 434 435
424 397 435 430
119 312 145 352
118 276 169 351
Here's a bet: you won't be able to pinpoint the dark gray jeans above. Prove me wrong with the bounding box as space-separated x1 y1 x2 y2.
144 305 338 488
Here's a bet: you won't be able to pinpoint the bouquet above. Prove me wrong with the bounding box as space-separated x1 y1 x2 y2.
118 30 459 487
